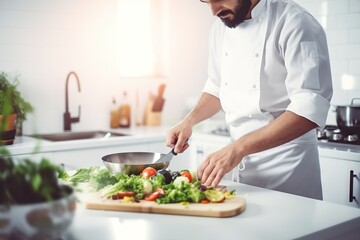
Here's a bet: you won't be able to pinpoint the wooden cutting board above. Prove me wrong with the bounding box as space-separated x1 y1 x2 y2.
83 192 246 218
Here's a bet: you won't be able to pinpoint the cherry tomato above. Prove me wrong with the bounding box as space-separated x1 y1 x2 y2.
180 170 192 183
141 167 157 178
145 191 160 201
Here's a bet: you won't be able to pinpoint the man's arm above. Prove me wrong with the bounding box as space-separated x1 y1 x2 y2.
198 111 318 186
167 92 222 153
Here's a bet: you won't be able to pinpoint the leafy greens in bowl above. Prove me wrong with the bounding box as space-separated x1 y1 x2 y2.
0 148 76 239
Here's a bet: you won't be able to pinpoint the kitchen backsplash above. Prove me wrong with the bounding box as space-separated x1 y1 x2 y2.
0 0 359 133
0 0 212 134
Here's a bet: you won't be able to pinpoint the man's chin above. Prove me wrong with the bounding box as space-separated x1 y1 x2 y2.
221 19 239 28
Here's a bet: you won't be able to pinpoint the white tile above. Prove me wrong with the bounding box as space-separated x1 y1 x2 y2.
326 29 349 44
333 44 360 59
326 13 360 30
324 0 349 15
350 29 360 43
349 60 360 75
349 0 360 13
296 0 349 15
330 59 349 75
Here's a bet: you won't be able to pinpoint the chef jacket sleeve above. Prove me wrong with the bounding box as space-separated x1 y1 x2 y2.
202 21 223 99
282 12 333 128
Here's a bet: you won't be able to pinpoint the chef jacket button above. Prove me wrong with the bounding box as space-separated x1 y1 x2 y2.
225 52 228 56
252 84 257 88
255 53 259 58
225 82 228 86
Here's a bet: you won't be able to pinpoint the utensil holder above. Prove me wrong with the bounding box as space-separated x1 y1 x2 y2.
144 100 162 126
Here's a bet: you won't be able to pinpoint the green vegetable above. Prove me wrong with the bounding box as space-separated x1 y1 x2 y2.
100 174 147 199
0 150 67 205
89 167 118 191
62 168 92 183
151 174 166 189
156 180 205 204
58 167 230 205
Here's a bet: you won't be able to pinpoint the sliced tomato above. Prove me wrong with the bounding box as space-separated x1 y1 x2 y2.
141 167 157 178
180 170 192 183
200 199 210 204
145 191 160 201
117 192 135 199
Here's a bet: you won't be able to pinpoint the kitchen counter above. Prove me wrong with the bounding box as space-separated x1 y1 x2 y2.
6 125 360 164
4 127 360 239
64 180 360 240
4 126 170 156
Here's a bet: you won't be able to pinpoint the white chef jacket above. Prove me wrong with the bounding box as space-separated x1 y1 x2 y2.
202 0 333 200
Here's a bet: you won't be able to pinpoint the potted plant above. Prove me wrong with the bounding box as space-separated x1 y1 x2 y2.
0 72 33 145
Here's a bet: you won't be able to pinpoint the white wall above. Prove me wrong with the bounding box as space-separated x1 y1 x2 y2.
1 0 359 134
0 0 213 134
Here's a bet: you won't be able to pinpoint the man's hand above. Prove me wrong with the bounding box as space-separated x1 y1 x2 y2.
197 143 244 187
166 120 192 154
197 111 318 187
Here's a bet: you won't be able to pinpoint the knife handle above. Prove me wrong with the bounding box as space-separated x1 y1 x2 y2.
172 138 189 156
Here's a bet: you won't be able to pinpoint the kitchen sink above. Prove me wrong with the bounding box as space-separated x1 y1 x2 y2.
27 131 129 142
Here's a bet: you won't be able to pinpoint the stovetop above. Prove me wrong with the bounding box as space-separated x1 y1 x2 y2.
317 125 360 145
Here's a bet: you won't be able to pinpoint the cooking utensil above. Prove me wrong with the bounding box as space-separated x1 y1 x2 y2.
153 138 189 164
152 84 166 112
152 148 177 164
335 98 360 134
102 152 170 175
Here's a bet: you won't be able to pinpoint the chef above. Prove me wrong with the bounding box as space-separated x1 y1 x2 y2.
166 0 333 200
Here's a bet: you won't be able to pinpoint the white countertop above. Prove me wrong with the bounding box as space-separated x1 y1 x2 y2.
4 126 170 156
63 180 360 240
6 125 360 164
4 127 360 239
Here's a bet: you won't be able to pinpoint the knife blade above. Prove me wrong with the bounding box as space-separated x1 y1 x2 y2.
153 148 177 164
154 138 189 164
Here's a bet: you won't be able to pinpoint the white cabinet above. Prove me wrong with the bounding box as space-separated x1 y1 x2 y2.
319 147 360 208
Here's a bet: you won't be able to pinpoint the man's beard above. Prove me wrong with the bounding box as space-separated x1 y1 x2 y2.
218 0 252 28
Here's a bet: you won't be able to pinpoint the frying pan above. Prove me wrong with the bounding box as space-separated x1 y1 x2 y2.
102 152 170 175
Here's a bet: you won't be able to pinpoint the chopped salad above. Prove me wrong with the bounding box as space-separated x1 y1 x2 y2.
59 167 236 204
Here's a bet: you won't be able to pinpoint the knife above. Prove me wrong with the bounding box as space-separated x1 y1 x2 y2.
153 139 189 164
153 148 177 164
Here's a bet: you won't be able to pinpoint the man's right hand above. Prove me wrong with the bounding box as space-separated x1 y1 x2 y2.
166 120 192 154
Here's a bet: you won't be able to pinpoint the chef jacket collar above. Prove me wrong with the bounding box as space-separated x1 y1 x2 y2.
250 0 266 20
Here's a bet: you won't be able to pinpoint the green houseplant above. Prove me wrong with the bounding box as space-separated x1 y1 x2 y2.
0 72 33 144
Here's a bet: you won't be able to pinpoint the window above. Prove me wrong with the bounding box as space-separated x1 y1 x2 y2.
117 0 165 77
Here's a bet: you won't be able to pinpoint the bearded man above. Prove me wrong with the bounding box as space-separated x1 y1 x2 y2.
167 0 332 200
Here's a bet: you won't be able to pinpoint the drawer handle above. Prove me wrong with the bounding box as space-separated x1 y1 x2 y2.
349 170 357 203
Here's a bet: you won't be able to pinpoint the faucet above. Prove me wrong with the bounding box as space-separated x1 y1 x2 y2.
63 71 81 131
